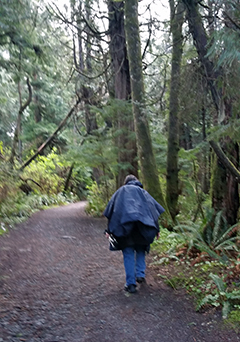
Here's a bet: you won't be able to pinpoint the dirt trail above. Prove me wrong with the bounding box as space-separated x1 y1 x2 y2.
0 202 239 342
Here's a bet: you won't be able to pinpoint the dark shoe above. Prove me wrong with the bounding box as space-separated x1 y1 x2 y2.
124 284 137 293
136 277 146 284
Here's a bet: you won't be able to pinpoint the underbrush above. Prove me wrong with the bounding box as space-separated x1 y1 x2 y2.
0 150 92 234
0 192 78 234
151 225 240 323
85 180 115 217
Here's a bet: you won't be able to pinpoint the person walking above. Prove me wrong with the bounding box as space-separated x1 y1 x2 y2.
104 175 165 293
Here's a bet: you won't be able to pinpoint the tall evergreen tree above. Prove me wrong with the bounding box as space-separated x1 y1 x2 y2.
124 0 169 215
166 0 185 221
108 0 138 187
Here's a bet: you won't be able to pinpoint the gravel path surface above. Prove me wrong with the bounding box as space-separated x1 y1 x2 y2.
0 202 239 342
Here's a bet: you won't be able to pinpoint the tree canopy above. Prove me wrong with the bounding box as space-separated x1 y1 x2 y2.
1 0 239 219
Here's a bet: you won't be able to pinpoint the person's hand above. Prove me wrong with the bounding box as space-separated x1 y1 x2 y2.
105 232 110 238
156 232 160 240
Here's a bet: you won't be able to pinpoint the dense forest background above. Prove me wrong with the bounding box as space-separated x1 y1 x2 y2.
0 0 239 322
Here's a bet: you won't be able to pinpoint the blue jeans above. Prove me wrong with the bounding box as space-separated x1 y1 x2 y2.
122 246 146 286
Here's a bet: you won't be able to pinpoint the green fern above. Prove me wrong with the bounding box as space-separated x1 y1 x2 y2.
212 211 223 247
198 273 240 319
173 211 239 261
210 273 226 292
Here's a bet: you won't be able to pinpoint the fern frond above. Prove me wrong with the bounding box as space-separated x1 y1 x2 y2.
196 294 219 311
212 211 222 246
215 223 239 247
215 237 238 252
209 273 226 292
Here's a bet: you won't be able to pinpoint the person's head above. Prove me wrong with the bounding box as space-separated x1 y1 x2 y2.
124 174 138 185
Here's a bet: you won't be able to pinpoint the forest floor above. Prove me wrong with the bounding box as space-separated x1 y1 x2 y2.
0 202 239 342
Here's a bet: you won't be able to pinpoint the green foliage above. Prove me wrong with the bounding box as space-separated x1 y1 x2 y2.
0 0 74 152
157 274 186 290
0 148 90 230
151 227 183 260
203 211 239 254
177 148 201 220
226 307 240 333
68 165 93 200
171 211 239 262
0 156 19 203
85 180 115 217
153 251 240 319
154 258 224 301
0 191 77 227
22 149 93 199
151 217 240 320
22 150 66 195
0 149 93 236
207 25 240 70
197 273 240 319
166 146 210 224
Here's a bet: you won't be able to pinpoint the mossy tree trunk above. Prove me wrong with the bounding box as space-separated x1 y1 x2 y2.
124 0 168 213
166 0 185 221
211 140 239 226
183 0 239 225
108 0 138 188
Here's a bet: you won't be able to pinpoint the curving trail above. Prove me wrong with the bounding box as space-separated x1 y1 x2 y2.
0 202 238 342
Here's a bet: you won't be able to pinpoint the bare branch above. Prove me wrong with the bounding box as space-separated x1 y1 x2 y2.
223 11 240 31
74 62 111 80
19 98 81 171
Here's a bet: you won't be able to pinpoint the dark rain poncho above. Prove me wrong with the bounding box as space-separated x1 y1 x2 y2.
103 180 165 249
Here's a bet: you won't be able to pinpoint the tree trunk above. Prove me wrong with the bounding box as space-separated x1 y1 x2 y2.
83 0 98 135
9 78 32 165
73 0 103 184
183 0 239 225
33 72 42 124
72 0 98 135
179 123 193 150
124 0 168 214
64 162 75 192
209 140 240 183
201 105 210 194
166 0 185 221
108 0 138 188
211 139 239 226
183 0 221 111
